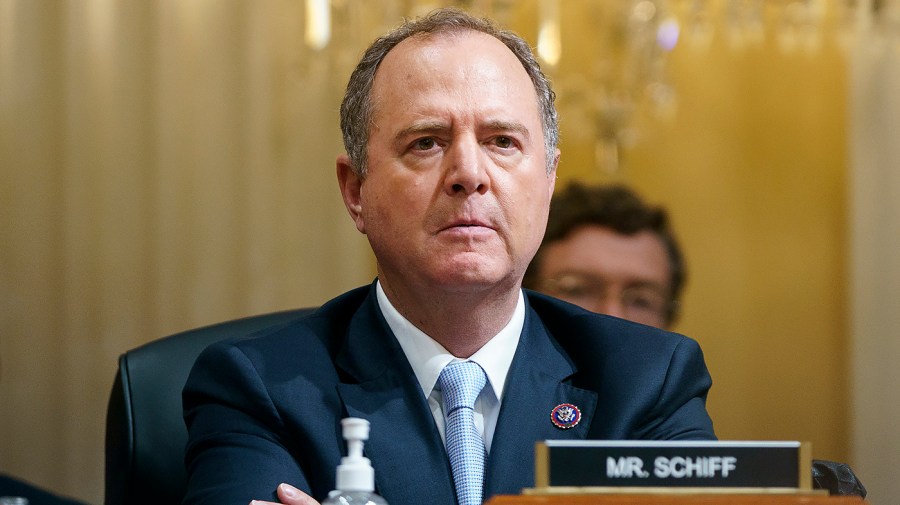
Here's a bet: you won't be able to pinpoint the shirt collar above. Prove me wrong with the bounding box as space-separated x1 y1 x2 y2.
375 280 524 403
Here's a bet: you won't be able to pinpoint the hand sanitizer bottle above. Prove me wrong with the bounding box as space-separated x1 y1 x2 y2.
323 417 388 505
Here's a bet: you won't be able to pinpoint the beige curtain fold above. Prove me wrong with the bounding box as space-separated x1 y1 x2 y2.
849 17 900 503
1 2 373 501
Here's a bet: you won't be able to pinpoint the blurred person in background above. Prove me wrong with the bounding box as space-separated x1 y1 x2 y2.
524 182 684 330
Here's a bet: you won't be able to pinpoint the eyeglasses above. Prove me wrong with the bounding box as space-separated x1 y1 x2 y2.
537 273 672 327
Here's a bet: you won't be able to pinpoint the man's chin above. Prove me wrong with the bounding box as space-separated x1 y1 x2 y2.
427 262 516 293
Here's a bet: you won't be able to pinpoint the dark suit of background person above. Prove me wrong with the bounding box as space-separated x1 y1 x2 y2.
181 8 716 505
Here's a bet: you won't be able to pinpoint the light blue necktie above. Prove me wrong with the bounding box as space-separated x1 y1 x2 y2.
439 361 488 505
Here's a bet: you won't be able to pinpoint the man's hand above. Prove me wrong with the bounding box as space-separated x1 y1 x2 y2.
249 483 320 505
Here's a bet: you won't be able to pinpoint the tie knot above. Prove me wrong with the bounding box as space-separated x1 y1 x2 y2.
439 361 486 412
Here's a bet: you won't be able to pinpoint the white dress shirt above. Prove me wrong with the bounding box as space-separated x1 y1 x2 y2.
375 281 524 454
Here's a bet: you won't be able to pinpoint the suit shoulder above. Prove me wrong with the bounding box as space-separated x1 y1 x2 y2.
199 285 372 367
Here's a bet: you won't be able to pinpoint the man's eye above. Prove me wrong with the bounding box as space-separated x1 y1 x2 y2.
558 285 589 298
414 138 436 150
494 136 513 148
552 279 591 298
623 289 667 312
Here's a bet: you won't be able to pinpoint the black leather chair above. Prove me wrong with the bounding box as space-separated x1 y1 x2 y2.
104 308 314 505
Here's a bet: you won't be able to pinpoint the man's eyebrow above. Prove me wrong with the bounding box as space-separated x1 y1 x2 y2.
395 121 450 141
627 280 670 292
392 119 532 145
483 119 531 140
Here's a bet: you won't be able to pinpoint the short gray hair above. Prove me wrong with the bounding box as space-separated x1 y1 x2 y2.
339 7 559 177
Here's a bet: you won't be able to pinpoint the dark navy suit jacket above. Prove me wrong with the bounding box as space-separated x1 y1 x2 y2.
182 283 715 505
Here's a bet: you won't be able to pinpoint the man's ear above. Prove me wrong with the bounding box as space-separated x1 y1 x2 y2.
336 154 366 234
548 148 560 199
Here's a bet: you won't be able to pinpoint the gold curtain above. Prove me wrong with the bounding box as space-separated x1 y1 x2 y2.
1 2 374 501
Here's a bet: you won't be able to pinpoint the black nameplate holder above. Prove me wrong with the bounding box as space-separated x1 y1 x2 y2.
532 440 813 494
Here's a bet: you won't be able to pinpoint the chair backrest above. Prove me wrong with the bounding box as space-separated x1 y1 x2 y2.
104 308 314 505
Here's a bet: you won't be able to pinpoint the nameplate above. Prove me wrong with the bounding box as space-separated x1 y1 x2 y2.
535 441 811 490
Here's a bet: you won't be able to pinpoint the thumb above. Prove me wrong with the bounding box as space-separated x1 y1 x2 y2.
277 483 320 505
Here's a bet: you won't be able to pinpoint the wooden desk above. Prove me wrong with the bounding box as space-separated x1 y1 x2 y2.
488 494 865 504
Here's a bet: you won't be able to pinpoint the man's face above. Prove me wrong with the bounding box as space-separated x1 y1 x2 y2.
338 31 557 299
535 225 673 328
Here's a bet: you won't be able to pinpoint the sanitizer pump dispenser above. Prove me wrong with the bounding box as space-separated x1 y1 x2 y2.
322 418 388 505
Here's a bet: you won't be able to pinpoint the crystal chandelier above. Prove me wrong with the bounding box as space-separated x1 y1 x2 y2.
301 0 898 173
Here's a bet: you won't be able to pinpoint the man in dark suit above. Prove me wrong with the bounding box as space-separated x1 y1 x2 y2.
182 8 715 505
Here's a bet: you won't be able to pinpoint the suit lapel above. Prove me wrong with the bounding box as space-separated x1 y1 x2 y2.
335 292 456 505
484 303 598 498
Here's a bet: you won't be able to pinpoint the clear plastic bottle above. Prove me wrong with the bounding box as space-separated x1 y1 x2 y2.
322 418 388 505
0 498 29 505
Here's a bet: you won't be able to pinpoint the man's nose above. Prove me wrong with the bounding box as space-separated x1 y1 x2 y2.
443 137 489 195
